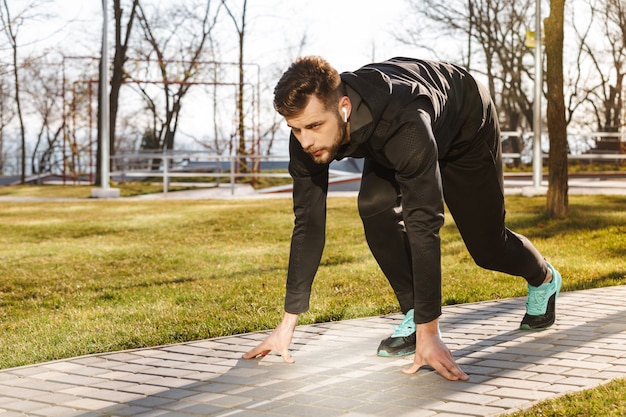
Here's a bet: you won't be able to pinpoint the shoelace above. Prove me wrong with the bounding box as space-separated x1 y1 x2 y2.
390 309 443 339
391 310 416 337
526 281 554 316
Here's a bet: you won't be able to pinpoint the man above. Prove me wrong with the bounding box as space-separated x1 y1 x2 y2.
242 56 562 381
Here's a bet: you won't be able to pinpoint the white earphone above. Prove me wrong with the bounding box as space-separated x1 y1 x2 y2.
342 107 348 123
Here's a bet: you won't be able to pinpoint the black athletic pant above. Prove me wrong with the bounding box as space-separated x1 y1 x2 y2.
357 113 548 316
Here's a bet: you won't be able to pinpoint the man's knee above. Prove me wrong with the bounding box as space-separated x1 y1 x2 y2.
466 230 526 272
358 188 399 219
471 252 501 271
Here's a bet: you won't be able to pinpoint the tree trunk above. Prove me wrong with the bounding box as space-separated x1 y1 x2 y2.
110 0 139 159
12 41 26 184
220 0 248 174
237 29 247 173
95 22 105 186
545 0 569 218
0 82 5 174
2 0 27 183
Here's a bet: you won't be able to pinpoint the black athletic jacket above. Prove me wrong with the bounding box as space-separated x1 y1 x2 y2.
284 57 491 324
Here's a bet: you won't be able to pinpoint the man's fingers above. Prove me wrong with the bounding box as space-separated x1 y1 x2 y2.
242 348 293 363
241 351 256 359
431 361 460 381
279 350 295 364
242 341 294 364
402 363 421 374
402 355 469 381
425 360 469 381
436 351 469 381
242 348 268 360
449 364 469 381
242 342 271 360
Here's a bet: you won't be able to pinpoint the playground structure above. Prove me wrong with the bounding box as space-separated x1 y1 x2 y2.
59 57 262 184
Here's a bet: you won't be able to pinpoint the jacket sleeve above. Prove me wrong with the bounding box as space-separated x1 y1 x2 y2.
383 111 445 324
284 134 329 314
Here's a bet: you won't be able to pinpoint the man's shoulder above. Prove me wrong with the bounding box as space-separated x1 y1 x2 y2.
348 58 469 82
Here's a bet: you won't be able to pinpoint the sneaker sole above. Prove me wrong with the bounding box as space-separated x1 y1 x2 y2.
377 349 415 357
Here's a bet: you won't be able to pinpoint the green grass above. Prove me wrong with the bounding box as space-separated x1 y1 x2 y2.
0 182 189 198
510 378 626 416
1 189 625 416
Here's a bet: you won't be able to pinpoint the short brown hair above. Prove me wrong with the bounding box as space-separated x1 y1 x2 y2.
273 56 342 117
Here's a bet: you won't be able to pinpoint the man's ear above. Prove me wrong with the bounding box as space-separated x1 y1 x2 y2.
338 96 351 122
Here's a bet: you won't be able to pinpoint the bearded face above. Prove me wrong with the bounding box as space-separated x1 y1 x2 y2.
285 96 349 164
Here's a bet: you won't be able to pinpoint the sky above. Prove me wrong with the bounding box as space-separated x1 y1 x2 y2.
243 0 421 72
28 0 426 73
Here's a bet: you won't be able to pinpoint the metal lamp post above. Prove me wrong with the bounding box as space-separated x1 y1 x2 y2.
532 0 543 188
91 0 120 198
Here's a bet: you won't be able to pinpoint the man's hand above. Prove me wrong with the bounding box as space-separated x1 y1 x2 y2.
402 319 469 381
242 312 299 363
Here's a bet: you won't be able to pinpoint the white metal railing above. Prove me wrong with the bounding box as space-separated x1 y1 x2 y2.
500 131 625 160
111 132 626 195
111 152 296 195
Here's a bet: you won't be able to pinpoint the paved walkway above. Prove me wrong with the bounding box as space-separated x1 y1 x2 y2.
1 285 626 417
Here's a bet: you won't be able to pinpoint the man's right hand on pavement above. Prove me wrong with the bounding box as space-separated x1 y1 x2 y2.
401 319 469 381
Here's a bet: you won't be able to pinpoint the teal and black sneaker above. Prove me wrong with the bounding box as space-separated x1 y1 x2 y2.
520 263 562 330
377 309 416 357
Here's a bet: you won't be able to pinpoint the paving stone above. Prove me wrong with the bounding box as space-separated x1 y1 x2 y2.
29 405 86 417
433 401 506 416
64 397 118 411
0 400 48 413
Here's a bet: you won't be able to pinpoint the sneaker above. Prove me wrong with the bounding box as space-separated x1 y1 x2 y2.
377 309 416 357
520 263 562 330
